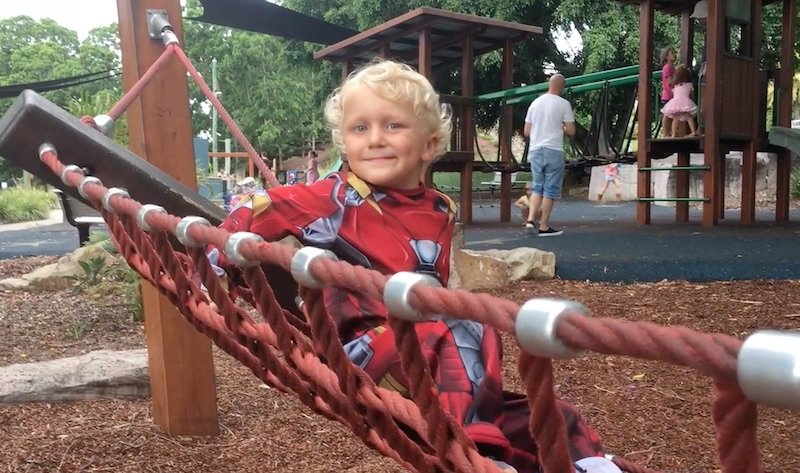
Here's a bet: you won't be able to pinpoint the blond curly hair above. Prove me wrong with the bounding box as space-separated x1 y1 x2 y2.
324 59 452 157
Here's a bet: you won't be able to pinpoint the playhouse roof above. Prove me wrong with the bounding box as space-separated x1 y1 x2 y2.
313 7 542 68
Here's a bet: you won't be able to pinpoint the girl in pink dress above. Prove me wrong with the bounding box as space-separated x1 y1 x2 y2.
660 65 698 137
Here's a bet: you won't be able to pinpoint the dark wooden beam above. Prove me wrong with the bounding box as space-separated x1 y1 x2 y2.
459 35 475 225
419 28 432 81
636 0 654 224
741 0 763 224
701 0 724 226
499 39 514 223
775 0 796 221
117 0 218 436
676 9 694 222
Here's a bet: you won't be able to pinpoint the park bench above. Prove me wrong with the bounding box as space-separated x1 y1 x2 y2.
53 189 105 246
479 172 526 196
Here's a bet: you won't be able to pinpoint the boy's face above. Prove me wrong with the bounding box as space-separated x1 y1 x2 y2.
340 86 438 190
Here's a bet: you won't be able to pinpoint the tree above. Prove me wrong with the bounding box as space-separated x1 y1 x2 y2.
182 0 330 159
0 16 121 182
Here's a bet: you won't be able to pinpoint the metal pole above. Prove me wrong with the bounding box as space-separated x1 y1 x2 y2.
211 57 219 175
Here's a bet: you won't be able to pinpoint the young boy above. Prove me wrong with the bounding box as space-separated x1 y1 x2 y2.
209 60 616 473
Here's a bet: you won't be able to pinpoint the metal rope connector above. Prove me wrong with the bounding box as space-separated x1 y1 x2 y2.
77 176 103 200
515 298 587 359
737 330 800 410
101 188 130 213
290 247 338 289
136 204 167 232
146 9 179 46
38 142 57 160
176 216 211 248
92 114 116 136
59 165 84 186
224 232 264 268
383 272 441 323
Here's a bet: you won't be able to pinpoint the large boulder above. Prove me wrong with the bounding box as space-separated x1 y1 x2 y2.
452 247 556 291
0 349 149 404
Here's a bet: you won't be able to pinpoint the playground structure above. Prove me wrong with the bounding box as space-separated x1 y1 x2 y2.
2 1 800 471
623 0 797 226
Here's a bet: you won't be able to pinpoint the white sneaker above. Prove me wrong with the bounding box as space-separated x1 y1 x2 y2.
574 456 623 473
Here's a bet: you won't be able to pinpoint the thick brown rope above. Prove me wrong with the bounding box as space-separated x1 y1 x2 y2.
41 144 770 472
301 286 443 473
712 380 761 473
519 354 573 473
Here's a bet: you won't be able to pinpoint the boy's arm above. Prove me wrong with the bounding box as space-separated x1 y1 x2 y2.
209 178 341 287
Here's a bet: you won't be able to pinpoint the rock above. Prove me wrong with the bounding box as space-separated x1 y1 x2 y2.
447 223 465 289
0 349 149 404
453 247 555 291
0 243 124 291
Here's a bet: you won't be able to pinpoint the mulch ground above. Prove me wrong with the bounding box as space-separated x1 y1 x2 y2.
1 256 799 472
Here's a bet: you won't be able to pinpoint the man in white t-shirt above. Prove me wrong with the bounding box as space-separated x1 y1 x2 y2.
523 74 575 236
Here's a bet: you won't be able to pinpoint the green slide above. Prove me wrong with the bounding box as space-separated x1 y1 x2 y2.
768 126 800 156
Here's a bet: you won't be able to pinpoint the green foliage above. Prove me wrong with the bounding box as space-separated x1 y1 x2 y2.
78 256 108 286
0 16 121 183
66 90 129 145
0 187 55 224
791 168 800 200
183 0 329 158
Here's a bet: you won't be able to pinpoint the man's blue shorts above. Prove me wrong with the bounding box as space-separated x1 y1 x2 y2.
528 147 565 200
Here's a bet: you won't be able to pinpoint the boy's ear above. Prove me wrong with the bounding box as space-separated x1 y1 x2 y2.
422 133 439 163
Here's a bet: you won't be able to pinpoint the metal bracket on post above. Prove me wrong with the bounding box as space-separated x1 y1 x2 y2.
147 9 179 45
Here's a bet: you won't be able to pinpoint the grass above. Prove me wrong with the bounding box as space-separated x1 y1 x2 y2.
433 171 532 191
0 187 56 224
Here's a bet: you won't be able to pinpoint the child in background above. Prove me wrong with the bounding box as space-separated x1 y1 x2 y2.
208 59 617 473
660 46 677 137
514 182 531 221
597 162 622 202
660 65 699 137
305 150 319 185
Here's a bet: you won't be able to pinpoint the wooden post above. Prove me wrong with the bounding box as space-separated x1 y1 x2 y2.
701 0 724 226
117 0 218 436
418 28 432 81
419 28 434 187
676 11 694 222
775 0 796 222
636 0 654 225
460 36 475 224
741 0 763 224
499 39 514 223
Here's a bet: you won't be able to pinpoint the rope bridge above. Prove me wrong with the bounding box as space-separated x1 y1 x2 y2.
4 17 799 473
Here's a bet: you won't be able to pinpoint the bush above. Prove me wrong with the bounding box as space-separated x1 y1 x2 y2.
791 168 800 199
0 187 56 224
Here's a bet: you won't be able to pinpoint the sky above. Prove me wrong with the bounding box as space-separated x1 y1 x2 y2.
0 0 119 39
0 1 581 57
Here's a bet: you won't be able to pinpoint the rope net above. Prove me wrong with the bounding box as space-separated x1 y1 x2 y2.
55 33 776 473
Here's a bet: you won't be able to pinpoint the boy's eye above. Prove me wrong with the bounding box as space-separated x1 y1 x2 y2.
354 124 367 132
387 122 402 130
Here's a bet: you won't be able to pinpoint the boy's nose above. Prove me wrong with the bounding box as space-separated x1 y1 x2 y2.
368 127 385 145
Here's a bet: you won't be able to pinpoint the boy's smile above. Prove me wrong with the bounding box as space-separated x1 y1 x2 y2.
341 86 438 190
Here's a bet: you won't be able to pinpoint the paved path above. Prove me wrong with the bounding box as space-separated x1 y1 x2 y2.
2 200 798 282
463 198 800 282
0 209 83 259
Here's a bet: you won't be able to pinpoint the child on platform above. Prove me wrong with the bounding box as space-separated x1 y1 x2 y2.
660 65 699 137
208 59 617 473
